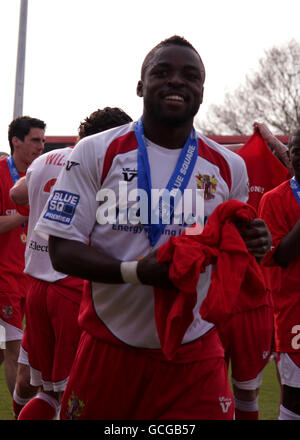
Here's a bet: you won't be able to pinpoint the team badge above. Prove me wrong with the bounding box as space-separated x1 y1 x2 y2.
195 173 217 200
2 305 13 319
66 392 85 420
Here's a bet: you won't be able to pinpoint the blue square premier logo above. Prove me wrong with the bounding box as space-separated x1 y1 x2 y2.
43 190 80 224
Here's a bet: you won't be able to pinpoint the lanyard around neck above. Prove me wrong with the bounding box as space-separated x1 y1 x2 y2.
134 117 198 246
290 176 300 206
6 156 21 184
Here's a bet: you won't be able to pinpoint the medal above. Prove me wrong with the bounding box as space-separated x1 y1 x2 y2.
20 232 27 244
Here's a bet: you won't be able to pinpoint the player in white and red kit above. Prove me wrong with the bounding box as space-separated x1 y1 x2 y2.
10 108 132 420
0 116 46 398
259 129 300 420
35 36 272 420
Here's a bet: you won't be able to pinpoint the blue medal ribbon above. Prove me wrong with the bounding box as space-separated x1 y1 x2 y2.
134 117 198 246
6 156 21 184
6 156 26 229
290 176 300 206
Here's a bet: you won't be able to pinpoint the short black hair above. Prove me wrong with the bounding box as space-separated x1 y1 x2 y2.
8 116 46 154
141 35 205 80
78 107 132 140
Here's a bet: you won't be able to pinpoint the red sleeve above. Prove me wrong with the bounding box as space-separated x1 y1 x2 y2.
258 189 290 266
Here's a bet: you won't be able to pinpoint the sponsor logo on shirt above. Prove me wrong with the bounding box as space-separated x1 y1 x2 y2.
219 396 232 413
66 161 80 171
43 190 80 225
122 167 137 182
29 240 48 253
195 173 217 200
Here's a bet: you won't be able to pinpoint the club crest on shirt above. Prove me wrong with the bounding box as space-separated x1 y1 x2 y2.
66 392 85 420
195 173 217 200
2 305 13 319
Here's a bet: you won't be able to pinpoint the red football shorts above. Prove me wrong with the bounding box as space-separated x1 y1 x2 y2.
25 277 82 392
218 305 274 388
0 291 25 341
60 329 234 420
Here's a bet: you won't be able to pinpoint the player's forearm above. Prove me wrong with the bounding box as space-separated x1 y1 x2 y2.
48 236 123 283
269 139 293 175
48 235 173 288
274 219 300 267
0 214 27 234
9 176 29 206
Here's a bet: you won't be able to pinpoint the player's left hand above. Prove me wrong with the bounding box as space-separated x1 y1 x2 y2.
235 218 272 258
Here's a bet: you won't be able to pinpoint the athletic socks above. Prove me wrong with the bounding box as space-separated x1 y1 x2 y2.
12 389 32 419
278 404 300 420
18 392 59 420
234 396 259 420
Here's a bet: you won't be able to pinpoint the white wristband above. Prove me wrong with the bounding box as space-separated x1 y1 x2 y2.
120 261 141 285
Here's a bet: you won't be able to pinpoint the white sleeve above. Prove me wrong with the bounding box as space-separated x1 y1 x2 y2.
34 138 101 244
228 153 249 203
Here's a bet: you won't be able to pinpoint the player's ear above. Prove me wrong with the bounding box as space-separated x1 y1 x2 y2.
136 80 143 97
199 85 204 104
12 136 21 152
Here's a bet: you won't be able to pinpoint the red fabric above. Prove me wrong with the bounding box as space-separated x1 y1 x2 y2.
219 305 274 382
18 397 56 420
258 181 300 352
79 283 224 364
155 199 267 360
0 158 28 297
25 276 82 389
16 204 30 217
198 137 232 190
60 329 234 420
0 291 26 330
237 131 290 210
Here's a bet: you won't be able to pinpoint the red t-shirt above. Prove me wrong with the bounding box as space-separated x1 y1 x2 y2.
258 180 300 352
0 157 29 296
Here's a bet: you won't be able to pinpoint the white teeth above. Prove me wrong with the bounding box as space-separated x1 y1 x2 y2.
165 95 184 102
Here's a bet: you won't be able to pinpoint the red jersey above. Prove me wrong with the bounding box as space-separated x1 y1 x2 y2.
258 180 300 353
0 157 28 296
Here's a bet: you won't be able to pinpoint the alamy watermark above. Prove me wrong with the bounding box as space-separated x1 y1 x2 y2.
95 182 204 235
